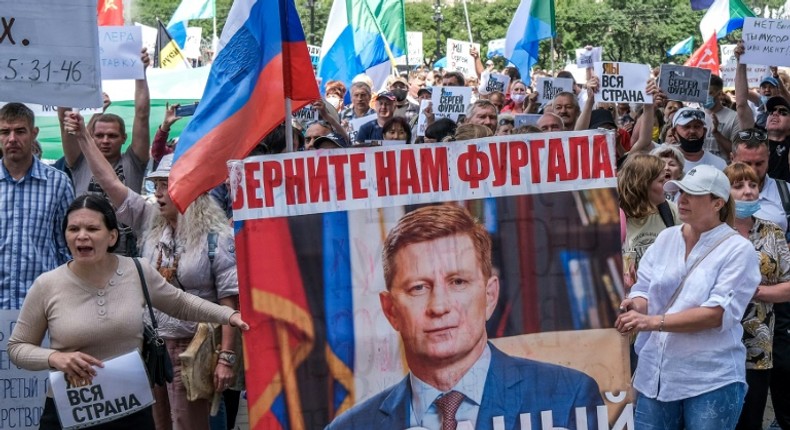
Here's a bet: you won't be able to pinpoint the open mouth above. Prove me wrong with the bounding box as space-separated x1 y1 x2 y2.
76 246 94 254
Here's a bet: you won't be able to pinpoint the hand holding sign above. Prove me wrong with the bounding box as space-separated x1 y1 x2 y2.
49 351 105 386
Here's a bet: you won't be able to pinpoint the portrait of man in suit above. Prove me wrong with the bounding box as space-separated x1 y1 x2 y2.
326 204 603 430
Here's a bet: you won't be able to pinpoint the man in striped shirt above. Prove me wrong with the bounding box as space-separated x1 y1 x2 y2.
0 103 74 309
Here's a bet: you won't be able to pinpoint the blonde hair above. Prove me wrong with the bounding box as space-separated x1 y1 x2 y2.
617 154 665 218
454 123 493 141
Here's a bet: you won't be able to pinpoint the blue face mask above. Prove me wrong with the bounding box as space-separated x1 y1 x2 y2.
760 95 770 106
735 199 761 219
702 95 715 110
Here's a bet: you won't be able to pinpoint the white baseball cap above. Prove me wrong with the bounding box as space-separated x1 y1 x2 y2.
672 107 705 127
147 154 174 180
664 164 730 201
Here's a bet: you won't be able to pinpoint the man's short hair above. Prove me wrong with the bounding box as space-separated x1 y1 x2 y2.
709 74 723 90
0 103 35 128
91 113 127 136
382 205 493 290
552 92 579 109
466 99 498 117
443 71 465 86
350 81 372 95
731 128 770 155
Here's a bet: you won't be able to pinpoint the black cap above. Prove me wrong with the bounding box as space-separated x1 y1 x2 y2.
589 109 617 129
312 132 347 149
767 96 790 112
417 87 432 97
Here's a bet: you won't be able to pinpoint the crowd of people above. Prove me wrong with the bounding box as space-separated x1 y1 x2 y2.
4 21 790 429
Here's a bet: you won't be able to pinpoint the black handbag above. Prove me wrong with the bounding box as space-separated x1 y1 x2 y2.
132 258 174 386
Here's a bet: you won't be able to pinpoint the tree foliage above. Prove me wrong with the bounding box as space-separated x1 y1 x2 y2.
130 0 771 71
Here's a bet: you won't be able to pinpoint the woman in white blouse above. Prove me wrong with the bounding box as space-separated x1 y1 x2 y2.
615 164 761 430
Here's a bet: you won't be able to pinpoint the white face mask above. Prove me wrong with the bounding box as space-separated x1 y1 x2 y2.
326 96 342 109
511 94 527 104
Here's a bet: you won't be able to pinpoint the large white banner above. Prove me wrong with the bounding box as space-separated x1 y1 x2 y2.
0 1 103 107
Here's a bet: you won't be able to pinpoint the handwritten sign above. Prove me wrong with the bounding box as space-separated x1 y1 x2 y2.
741 17 790 66
446 39 481 77
50 351 153 429
480 72 510 95
98 26 143 80
228 130 616 220
407 32 423 66
720 44 768 88
593 62 652 104
183 27 203 59
0 0 103 107
0 310 49 430
308 45 321 68
576 47 602 69
536 77 575 105
431 86 472 122
658 65 710 103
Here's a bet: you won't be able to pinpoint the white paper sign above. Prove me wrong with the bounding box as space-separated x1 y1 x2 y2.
487 38 506 58
98 26 143 80
536 77 575 105
431 86 472 122
446 39 481 77
0 1 103 107
348 113 377 143
184 27 203 59
480 72 510 95
50 351 153 429
308 45 321 67
514 114 543 128
416 99 431 137
593 62 652 104
720 44 769 88
294 106 318 125
741 17 790 66
576 47 602 69
407 32 423 66
0 310 49 429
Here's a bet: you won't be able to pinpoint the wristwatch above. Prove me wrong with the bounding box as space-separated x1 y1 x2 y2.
218 351 237 366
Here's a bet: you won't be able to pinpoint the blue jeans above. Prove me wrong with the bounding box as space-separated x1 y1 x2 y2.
635 382 747 430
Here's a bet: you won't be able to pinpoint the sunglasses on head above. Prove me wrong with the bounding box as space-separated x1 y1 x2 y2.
498 118 514 126
771 107 790 116
678 109 705 120
737 129 768 142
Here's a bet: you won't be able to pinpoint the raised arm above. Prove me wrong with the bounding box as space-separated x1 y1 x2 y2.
574 76 599 131
629 80 659 154
130 48 151 164
63 112 129 208
735 41 756 130
58 107 81 167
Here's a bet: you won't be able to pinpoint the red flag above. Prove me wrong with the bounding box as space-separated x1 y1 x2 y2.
684 34 719 75
97 0 124 26
236 218 314 430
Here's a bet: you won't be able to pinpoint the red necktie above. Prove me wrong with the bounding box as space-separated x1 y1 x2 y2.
434 390 465 430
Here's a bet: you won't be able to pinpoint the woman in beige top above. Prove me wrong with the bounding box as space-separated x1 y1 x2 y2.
7 194 248 429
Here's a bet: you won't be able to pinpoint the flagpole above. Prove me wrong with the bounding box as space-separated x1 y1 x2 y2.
462 0 473 43
550 37 555 77
285 98 294 152
212 1 218 61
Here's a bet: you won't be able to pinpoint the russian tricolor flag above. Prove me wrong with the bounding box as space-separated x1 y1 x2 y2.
168 0 319 212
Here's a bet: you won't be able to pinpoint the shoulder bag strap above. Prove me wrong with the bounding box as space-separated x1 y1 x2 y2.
133 258 159 331
775 179 790 233
657 201 675 228
661 230 738 314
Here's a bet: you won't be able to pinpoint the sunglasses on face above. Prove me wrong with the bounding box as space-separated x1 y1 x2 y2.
737 129 768 141
771 107 790 117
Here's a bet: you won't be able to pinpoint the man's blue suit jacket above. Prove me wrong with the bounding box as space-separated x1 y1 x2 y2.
325 343 603 429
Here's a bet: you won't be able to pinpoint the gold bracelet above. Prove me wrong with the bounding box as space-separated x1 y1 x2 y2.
659 314 666 332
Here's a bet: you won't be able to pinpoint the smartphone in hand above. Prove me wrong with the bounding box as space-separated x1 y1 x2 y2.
175 102 199 117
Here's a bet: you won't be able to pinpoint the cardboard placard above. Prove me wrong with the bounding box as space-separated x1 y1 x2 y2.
576 47 602 69
480 72 511 95
593 62 652 104
720 44 769 88
416 99 431 137
431 86 472 122
98 26 144 80
658 64 711 103
347 113 377 143
446 39 481 77
536 77 575 105
741 17 790 66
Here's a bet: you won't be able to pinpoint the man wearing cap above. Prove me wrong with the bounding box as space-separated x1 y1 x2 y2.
389 76 419 123
355 91 397 144
672 107 727 172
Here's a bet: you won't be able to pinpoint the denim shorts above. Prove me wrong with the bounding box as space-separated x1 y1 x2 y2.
635 382 747 430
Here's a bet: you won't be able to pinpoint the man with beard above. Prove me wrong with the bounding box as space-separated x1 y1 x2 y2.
672 107 726 172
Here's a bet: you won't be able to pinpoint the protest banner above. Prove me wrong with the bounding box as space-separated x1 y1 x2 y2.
514 113 542 128
293 105 318 125
741 17 790 66
0 0 103 107
407 32 423 66
593 62 652 104
183 27 203 59
446 38 481 77
720 44 768 88
347 113 376 143
536 77 575 105
50 351 153 429
0 310 49 430
480 72 511 95
98 26 143 80
576 46 602 69
232 130 635 428
658 64 711 103
431 85 471 123
308 45 321 68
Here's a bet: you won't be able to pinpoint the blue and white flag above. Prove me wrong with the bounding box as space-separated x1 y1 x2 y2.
667 36 694 56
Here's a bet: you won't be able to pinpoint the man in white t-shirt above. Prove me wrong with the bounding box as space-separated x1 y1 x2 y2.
673 107 727 172
703 74 740 161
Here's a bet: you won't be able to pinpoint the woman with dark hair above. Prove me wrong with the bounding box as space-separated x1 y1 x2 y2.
616 164 761 430
8 195 248 430
423 118 457 143
382 116 412 144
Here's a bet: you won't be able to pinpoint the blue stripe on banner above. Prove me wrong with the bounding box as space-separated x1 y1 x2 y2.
322 211 354 412
271 392 290 430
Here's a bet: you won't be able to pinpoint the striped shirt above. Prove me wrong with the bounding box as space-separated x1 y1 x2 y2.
0 157 74 309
